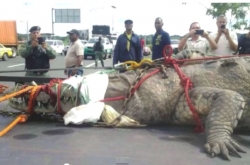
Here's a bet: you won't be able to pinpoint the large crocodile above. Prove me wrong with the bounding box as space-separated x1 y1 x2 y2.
4 50 250 160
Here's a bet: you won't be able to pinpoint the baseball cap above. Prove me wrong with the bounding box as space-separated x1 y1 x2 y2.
124 19 133 24
66 29 80 36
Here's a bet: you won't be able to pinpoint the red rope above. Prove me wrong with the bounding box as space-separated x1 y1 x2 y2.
99 96 125 102
132 69 161 94
99 67 161 103
57 81 63 115
163 45 204 133
27 79 65 115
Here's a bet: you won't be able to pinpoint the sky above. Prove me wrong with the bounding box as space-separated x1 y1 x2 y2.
0 0 250 36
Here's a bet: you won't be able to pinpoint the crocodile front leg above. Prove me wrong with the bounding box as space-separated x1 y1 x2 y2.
172 87 247 160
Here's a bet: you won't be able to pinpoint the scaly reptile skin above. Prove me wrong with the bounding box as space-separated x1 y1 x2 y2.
4 50 250 160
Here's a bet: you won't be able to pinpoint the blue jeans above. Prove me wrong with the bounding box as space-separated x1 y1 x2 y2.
67 67 84 77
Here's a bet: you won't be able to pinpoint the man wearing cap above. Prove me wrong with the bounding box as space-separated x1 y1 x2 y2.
113 19 142 67
64 29 84 77
18 26 56 83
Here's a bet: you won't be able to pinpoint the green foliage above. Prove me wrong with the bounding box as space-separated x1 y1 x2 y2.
146 44 152 50
206 3 250 30
17 33 27 41
170 35 181 40
52 36 69 45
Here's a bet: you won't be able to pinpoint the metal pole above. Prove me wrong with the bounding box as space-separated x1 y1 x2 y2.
111 6 116 32
27 21 29 40
89 10 92 39
112 12 114 32
24 2 29 41
52 8 54 38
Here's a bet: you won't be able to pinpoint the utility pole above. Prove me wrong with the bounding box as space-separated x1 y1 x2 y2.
25 2 29 41
111 6 116 32
26 21 29 40
52 8 54 38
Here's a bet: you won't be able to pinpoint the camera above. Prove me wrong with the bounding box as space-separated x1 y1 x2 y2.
220 25 226 29
37 37 46 44
195 30 204 35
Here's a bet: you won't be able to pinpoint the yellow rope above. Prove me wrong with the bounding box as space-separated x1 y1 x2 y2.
123 59 153 70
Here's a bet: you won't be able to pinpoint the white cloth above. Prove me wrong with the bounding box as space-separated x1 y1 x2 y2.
208 31 238 56
63 74 109 125
63 102 105 125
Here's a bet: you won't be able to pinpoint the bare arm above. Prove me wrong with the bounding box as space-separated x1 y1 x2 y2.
178 30 195 51
225 30 238 52
178 34 189 51
203 32 217 50
214 34 221 44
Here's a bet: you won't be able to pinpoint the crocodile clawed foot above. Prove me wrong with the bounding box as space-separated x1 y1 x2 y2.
204 137 246 160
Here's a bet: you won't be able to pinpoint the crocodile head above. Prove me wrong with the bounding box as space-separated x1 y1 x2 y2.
4 82 80 114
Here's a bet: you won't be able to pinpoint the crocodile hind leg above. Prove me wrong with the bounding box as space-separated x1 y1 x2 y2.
172 87 247 160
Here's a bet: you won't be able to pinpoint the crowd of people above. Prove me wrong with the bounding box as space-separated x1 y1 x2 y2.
178 15 239 56
17 14 250 81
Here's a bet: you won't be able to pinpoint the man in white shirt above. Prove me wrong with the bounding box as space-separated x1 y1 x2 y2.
208 15 238 56
178 22 217 55
64 29 84 77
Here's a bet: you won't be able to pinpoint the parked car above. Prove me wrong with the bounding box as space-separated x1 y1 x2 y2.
45 40 65 55
84 37 113 60
62 40 87 56
62 45 70 56
171 39 180 54
0 43 16 61
81 40 87 45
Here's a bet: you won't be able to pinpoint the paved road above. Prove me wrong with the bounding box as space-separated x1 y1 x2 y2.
0 55 250 165
0 55 113 87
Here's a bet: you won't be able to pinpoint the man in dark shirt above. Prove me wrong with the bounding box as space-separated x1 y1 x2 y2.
93 37 104 67
152 17 171 60
238 31 250 55
113 19 142 66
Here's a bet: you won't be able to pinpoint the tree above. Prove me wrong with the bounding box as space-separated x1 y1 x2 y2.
206 3 250 30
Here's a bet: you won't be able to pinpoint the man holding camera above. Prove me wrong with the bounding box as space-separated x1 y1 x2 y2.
178 22 217 55
208 15 238 56
18 26 56 79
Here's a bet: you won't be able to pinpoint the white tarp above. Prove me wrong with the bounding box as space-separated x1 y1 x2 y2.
63 74 109 125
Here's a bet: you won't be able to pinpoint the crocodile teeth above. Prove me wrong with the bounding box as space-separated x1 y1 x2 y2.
37 101 41 107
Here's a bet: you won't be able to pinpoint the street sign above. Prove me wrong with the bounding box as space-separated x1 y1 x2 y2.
54 9 81 23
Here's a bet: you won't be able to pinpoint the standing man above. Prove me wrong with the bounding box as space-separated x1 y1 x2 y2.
18 26 56 80
64 29 84 77
152 17 171 60
93 37 104 67
238 30 250 55
178 22 217 54
113 19 142 66
208 15 238 56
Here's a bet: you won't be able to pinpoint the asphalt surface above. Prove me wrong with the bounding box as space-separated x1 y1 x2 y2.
0 55 250 165
0 55 112 86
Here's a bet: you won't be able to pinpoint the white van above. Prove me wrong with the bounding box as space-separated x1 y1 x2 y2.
46 40 65 55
